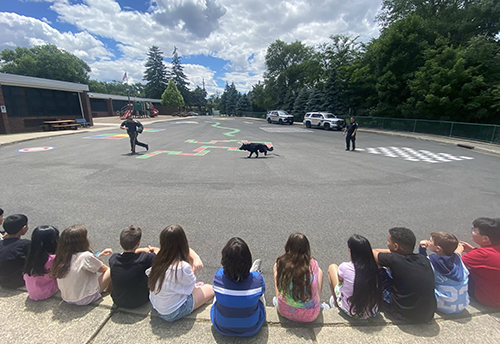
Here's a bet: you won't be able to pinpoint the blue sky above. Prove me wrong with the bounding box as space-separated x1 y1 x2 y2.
0 0 382 95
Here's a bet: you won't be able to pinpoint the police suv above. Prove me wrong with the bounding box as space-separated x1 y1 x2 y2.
303 112 346 131
266 110 294 125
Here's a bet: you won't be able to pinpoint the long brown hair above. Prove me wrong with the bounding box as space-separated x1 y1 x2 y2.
148 225 190 294
276 232 312 303
50 225 90 279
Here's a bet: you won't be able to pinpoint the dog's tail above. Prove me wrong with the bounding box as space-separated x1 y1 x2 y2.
268 146 274 151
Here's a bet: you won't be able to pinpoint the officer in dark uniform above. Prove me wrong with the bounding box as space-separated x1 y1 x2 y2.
120 116 148 154
343 117 358 151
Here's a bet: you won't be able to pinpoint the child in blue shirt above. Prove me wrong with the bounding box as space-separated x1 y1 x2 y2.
419 231 469 314
211 237 265 337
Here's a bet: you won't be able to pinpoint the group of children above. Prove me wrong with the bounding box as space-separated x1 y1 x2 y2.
1 208 499 337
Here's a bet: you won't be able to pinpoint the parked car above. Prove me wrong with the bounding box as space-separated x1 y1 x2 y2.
266 110 294 125
303 112 346 131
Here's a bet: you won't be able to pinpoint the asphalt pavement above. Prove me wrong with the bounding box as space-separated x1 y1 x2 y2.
1 115 500 343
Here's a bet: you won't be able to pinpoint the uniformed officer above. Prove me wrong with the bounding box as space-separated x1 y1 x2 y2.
344 117 358 151
120 116 149 154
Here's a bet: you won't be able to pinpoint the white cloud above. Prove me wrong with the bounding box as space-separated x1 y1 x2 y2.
2 0 383 95
0 12 111 63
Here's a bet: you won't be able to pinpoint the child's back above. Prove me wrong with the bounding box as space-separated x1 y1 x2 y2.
109 251 155 308
419 232 469 314
375 227 436 323
211 238 266 337
429 253 469 313
459 218 500 308
0 214 30 289
109 226 156 308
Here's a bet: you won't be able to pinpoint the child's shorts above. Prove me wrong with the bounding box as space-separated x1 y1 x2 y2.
158 294 194 322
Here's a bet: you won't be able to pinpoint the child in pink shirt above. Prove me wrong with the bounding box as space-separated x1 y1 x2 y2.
23 226 59 300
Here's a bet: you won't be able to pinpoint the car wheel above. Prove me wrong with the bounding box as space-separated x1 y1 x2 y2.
305 122 311 128
267 118 271 123
279 119 283 125
289 121 293 125
337 126 342 131
324 123 330 130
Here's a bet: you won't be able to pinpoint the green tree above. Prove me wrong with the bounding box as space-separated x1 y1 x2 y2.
306 89 324 112
236 94 252 116
143 46 169 99
293 88 311 120
378 0 500 42
161 79 184 112
220 82 239 115
171 47 191 106
264 40 317 108
0 44 90 83
207 93 221 114
191 85 208 113
407 36 500 123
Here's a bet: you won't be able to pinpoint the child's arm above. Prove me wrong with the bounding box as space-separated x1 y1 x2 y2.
456 241 474 256
372 249 390 265
419 240 429 256
95 248 113 258
135 246 160 254
187 248 203 274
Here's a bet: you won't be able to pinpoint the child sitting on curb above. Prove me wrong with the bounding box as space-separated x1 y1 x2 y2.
373 227 436 323
419 231 469 313
457 217 500 308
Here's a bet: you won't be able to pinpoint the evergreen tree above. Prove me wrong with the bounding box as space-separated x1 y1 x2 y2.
143 46 169 99
161 79 184 113
306 88 324 112
236 94 252 116
293 88 311 120
171 47 191 106
220 82 239 116
192 85 208 113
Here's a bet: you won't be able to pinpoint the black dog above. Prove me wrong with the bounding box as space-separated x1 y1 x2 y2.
239 143 274 158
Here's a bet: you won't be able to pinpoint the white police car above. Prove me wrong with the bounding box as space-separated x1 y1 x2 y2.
266 110 294 125
303 112 345 131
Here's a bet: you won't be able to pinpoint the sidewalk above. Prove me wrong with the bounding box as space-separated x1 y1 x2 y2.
1 286 499 344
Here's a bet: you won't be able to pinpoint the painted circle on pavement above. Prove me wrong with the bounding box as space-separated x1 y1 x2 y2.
17 146 55 153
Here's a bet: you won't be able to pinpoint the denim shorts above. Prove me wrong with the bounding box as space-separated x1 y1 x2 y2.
158 294 194 322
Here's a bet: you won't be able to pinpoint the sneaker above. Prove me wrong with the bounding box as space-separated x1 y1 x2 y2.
250 259 262 273
145 144 149 151
329 295 336 309
272 296 277 307
345 148 349 151
321 302 331 310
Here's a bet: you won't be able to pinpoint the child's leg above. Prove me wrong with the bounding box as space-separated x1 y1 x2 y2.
327 264 339 296
192 284 214 310
98 265 112 293
317 267 324 295
273 263 280 298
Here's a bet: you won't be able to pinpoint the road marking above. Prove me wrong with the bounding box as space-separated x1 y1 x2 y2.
361 146 474 163
17 146 55 152
211 122 240 137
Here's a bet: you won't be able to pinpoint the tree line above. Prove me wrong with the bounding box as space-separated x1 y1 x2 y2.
221 0 500 123
1 1 499 122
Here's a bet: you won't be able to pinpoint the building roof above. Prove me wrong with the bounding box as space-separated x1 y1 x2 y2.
0 73 89 92
87 92 161 103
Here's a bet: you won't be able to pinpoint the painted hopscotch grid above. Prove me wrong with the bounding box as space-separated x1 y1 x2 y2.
84 128 165 139
259 127 313 133
137 140 273 159
359 146 474 163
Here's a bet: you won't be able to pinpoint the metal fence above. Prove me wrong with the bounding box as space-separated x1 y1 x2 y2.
354 117 500 145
